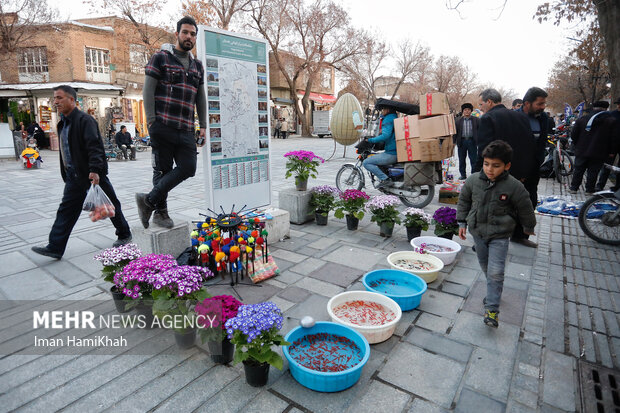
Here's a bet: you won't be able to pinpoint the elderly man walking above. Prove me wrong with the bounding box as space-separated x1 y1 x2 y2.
454 103 479 180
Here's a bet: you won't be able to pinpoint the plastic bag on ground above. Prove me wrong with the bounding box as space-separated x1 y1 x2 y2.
82 184 116 221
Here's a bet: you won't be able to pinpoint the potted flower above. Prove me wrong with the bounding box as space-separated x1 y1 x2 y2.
94 243 142 313
309 185 340 225
225 301 289 387
367 195 401 237
284 150 324 191
334 189 370 230
433 206 459 239
150 265 214 348
196 294 242 363
402 208 432 241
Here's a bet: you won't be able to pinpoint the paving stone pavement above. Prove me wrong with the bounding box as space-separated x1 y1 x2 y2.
0 137 619 412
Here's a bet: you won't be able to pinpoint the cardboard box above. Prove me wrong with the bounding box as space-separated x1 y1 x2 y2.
419 114 456 139
393 115 420 141
438 181 462 204
397 136 454 162
420 92 450 116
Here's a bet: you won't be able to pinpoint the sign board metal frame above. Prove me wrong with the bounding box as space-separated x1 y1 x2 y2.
196 26 271 213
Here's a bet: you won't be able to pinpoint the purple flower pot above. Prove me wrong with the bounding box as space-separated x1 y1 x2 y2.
208 337 234 364
174 328 196 349
406 226 422 242
315 212 328 226
110 285 132 313
346 215 359 230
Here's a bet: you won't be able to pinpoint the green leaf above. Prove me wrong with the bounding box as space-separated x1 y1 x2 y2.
267 352 284 370
334 209 344 219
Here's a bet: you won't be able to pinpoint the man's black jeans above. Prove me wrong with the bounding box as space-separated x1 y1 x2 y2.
570 157 604 193
48 173 130 255
147 121 197 210
457 138 477 178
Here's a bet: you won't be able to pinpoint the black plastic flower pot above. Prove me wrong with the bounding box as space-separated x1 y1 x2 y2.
406 226 422 242
243 359 270 387
110 286 132 313
174 328 196 349
208 337 234 364
346 215 359 230
315 212 328 226
136 303 155 329
379 222 395 237
438 233 453 240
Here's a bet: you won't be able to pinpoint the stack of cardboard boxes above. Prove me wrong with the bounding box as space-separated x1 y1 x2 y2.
393 92 455 163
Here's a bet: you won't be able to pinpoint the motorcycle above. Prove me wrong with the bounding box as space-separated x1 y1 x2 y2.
134 136 150 152
578 164 620 245
540 131 573 182
335 100 436 208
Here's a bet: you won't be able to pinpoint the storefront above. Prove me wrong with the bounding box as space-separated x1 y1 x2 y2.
0 82 123 155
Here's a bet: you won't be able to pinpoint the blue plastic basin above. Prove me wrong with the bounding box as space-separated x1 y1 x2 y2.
283 321 370 392
362 269 428 311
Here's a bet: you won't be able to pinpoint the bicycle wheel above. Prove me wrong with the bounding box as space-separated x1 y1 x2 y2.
553 150 562 183
578 193 620 245
336 164 364 191
558 152 573 176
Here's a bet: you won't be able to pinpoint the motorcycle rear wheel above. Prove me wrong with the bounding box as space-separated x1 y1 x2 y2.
398 185 435 208
578 193 620 245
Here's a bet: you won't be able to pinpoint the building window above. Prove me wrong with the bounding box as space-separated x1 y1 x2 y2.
129 44 148 74
18 47 48 74
85 47 110 74
321 67 332 89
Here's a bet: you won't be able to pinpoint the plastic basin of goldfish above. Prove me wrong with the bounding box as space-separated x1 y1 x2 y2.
283 321 370 392
362 269 428 311
326 291 402 344
386 251 444 283
410 236 461 265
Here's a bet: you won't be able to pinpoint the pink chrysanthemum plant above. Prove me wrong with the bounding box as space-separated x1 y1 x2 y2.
367 195 402 226
283 150 324 181
94 243 142 284
334 189 370 220
196 295 243 343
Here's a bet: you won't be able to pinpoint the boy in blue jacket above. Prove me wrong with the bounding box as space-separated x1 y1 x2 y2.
457 140 537 327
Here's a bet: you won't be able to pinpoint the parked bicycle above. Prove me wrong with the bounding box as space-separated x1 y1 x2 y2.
546 132 574 183
134 136 150 152
578 164 620 245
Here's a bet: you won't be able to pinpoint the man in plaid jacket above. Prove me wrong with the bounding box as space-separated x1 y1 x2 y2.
136 16 207 229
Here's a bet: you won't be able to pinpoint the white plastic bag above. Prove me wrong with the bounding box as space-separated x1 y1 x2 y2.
82 184 116 222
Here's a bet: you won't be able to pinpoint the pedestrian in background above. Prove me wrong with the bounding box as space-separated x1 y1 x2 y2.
31 85 132 260
273 118 281 139
595 97 620 191
570 101 619 195
454 103 479 180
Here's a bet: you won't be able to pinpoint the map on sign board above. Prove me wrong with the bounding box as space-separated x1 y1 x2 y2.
219 60 259 158
197 27 271 212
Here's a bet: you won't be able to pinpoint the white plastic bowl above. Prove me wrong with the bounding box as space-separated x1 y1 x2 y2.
410 236 462 265
327 291 402 344
387 251 444 283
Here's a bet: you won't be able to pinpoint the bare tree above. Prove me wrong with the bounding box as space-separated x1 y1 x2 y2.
249 0 364 136
205 0 252 30
340 33 389 107
181 1 218 27
429 55 478 110
390 39 431 99
84 0 169 52
0 0 59 64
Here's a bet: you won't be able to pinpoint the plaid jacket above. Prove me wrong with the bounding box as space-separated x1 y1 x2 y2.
145 48 204 132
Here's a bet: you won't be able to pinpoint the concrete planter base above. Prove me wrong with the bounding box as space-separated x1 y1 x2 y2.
278 187 315 224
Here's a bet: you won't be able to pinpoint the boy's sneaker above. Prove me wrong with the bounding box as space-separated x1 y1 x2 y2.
484 310 499 328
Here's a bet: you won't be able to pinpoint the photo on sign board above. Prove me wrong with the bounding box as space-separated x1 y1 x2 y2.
211 141 222 153
258 89 268 98
257 64 266 73
210 128 221 138
206 58 218 68
259 139 269 149
208 86 220 97
259 126 268 136
207 72 219 82
258 101 267 111
257 76 267 86
208 101 220 111
209 114 221 124
258 114 268 123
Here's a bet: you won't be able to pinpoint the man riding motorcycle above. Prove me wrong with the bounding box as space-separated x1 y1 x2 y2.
363 107 397 189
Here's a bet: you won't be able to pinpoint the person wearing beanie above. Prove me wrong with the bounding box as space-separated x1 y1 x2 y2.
453 103 479 180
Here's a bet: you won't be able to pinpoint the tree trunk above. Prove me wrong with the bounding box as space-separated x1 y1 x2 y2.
595 0 620 101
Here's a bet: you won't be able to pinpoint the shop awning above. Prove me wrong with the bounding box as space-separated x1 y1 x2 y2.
0 82 124 97
297 90 337 104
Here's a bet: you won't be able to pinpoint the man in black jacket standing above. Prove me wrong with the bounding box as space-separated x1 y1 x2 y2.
570 101 619 194
32 85 132 260
454 103 479 179
474 88 541 248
